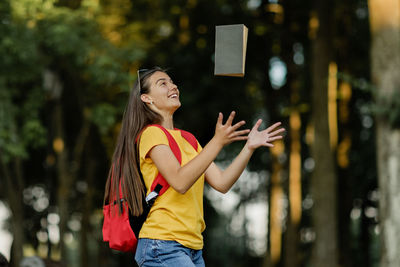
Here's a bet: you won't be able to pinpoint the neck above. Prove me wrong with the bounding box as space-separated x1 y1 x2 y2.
160 113 174 130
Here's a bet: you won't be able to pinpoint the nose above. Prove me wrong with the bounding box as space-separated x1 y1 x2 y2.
169 81 178 91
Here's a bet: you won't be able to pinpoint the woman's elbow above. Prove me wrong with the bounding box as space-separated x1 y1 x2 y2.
214 185 229 194
171 183 189 194
219 188 230 194
176 187 188 194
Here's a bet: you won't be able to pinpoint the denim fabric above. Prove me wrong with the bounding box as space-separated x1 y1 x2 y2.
135 238 205 267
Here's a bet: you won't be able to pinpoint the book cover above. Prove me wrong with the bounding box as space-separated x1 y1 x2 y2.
214 24 248 77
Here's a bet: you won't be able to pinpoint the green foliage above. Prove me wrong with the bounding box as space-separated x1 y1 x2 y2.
0 36 45 162
0 24 42 83
0 83 28 162
0 1 48 162
0 0 143 163
90 103 117 135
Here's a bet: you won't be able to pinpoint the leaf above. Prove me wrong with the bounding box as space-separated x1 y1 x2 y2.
90 103 117 135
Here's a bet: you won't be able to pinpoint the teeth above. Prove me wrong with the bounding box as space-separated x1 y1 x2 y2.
169 94 178 98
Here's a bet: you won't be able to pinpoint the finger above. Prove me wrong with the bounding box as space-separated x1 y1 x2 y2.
268 128 286 137
232 120 246 131
252 119 262 131
232 136 249 142
265 122 282 133
229 129 250 138
262 143 274 147
225 111 236 126
267 136 283 142
217 112 223 126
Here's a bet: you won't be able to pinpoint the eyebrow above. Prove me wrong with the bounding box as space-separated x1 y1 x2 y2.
156 78 173 84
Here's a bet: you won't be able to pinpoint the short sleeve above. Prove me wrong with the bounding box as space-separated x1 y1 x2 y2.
196 141 202 153
139 126 169 160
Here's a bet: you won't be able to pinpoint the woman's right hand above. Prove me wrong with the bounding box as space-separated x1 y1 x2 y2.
213 111 250 146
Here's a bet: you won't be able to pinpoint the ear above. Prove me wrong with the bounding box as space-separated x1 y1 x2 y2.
140 94 152 104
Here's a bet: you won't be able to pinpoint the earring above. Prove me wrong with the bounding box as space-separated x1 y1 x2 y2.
150 100 153 105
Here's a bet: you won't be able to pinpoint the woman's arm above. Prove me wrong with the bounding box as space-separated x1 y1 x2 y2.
148 111 249 194
205 119 285 193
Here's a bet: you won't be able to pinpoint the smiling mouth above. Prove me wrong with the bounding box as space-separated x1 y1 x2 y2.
169 94 179 99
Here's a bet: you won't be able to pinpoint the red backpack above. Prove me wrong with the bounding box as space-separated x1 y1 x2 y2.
102 124 198 253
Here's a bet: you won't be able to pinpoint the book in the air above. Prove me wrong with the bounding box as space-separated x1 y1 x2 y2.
214 24 248 77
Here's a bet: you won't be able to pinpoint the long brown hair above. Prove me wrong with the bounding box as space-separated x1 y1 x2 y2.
103 67 164 216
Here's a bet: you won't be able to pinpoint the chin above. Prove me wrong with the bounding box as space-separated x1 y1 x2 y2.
174 100 181 108
172 102 181 112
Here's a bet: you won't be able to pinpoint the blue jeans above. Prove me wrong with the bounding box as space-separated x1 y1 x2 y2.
135 238 205 267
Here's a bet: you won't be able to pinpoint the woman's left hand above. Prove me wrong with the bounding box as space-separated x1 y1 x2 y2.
246 120 285 150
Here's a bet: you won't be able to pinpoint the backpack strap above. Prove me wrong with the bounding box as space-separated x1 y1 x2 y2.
107 163 126 213
179 129 199 152
147 125 181 196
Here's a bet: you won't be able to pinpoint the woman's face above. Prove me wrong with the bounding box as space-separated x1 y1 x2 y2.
143 71 181 113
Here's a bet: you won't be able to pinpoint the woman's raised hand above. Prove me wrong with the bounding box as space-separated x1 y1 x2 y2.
246 119 285 150
213 111 250 146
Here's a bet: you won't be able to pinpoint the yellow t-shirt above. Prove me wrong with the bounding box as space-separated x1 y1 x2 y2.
138 126 205 249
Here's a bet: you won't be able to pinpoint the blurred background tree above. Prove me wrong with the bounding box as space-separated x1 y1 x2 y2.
368 0 400 266
0 0 389 266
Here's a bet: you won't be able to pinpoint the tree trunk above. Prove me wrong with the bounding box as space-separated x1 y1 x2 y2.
284 109 302 267
337 82 353 267
376 124 400 267
54 101 70 260
47 69 90 262
54 102 90 260
80 158 96 267
265 141 285 267
368 1 400 266
310 0 339 266
0 152 25 267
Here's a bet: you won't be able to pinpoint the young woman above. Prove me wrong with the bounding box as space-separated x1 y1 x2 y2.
103 67 285 266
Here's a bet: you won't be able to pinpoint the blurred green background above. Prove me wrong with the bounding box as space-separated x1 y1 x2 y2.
1 0 400 266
